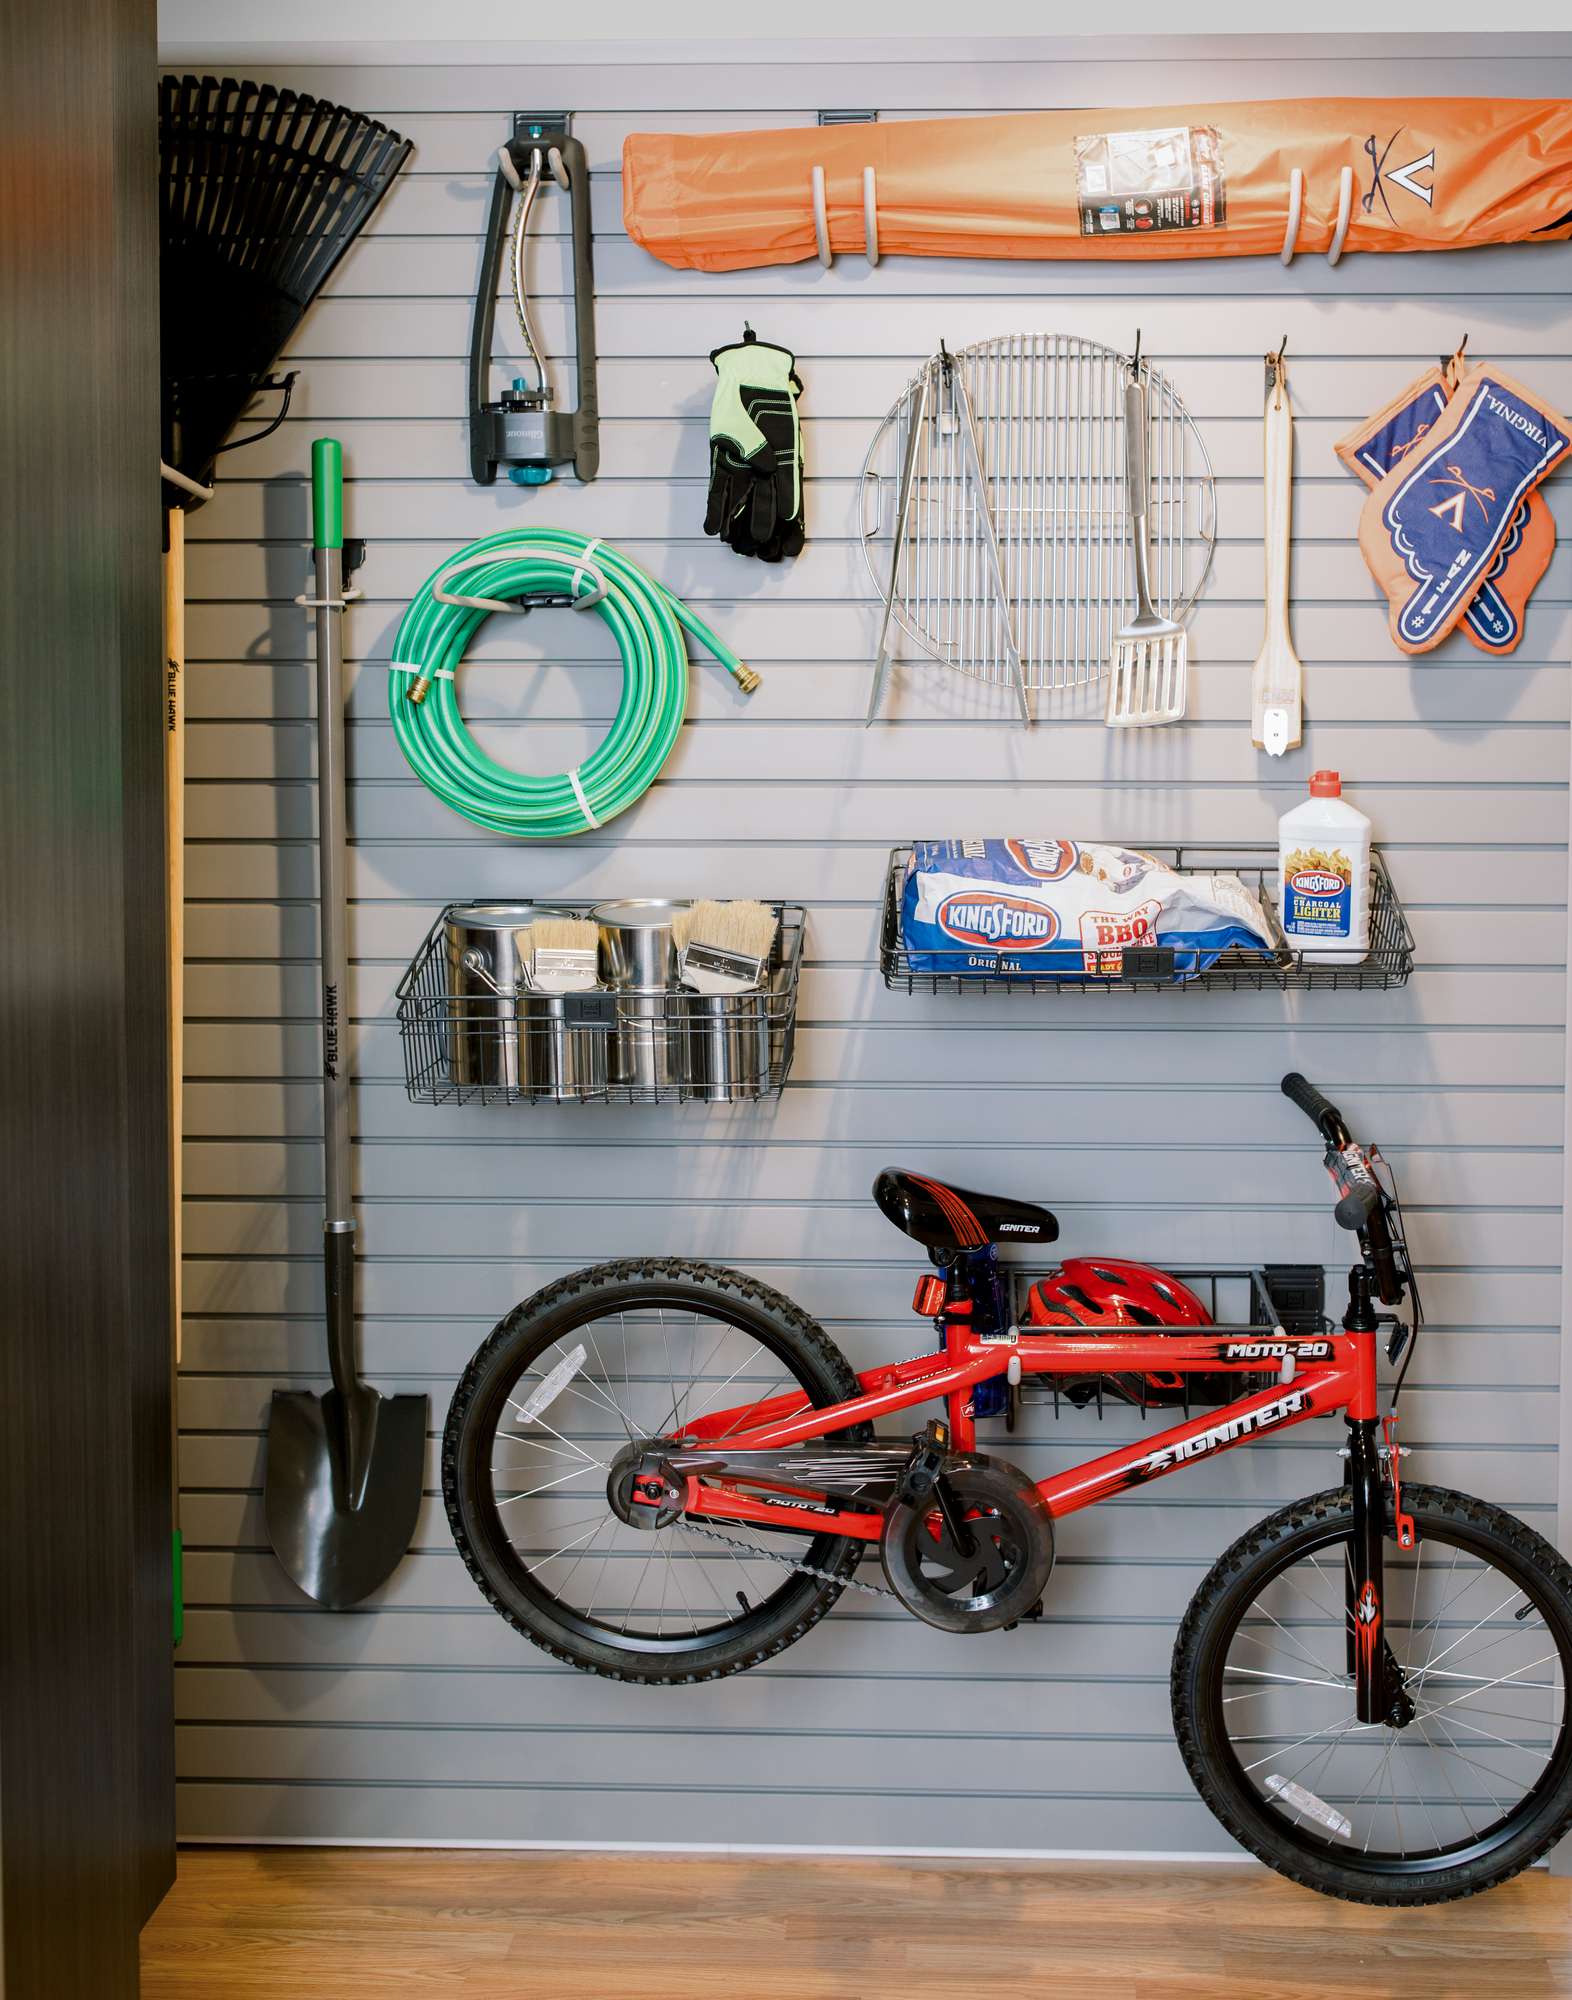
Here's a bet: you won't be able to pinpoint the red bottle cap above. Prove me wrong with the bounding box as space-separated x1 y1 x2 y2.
1308 770 1342 798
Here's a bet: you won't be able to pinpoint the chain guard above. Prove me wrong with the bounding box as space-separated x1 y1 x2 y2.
880 1455 1054 1633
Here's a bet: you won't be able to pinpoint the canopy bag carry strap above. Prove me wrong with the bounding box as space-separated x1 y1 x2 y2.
703 327 805 563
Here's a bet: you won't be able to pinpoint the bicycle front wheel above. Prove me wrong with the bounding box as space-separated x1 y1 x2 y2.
1172 1485 1572 1903
443 1258 871 1683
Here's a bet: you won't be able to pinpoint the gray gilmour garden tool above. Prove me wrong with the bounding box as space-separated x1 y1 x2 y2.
265 440 427 1609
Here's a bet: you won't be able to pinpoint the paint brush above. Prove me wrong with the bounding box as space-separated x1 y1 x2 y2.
529 915 600 992
678 900 778 994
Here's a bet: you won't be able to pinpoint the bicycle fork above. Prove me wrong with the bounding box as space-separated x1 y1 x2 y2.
1342 1266 1389 1726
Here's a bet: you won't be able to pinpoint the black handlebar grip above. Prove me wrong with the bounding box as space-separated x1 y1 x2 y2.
1334 1184 1379 1230
1281 1071 1351 1147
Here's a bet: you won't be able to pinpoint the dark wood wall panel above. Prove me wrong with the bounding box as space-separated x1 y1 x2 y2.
0 0 174 1993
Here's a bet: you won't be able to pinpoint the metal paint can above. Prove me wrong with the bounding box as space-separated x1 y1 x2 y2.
443 903 540 1089
591 900 691 1096
522 991 612 1100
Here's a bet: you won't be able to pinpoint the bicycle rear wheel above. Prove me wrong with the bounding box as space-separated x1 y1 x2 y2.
1172 1485 1572 1903
443 1258 872 1682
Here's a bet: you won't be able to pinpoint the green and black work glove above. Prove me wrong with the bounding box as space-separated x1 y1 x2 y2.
703 326 805 563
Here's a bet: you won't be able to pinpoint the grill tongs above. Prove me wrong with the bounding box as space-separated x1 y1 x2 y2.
867 340 1031 729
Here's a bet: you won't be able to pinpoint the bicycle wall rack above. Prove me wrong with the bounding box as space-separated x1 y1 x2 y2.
879 844 1414 995
397 903 804 1107
1005 1263 1330 1420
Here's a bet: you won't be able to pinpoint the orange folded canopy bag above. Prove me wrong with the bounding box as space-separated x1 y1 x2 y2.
623 99 1572 271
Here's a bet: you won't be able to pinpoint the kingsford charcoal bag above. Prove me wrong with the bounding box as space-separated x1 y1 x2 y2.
900 840 1281 977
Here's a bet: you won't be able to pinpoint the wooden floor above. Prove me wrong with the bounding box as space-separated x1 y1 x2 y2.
141 1847 1572 1998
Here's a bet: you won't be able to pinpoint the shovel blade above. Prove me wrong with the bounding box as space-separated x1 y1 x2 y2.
264 1388 428 1610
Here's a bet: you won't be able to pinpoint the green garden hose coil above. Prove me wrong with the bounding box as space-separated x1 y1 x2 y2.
389 527 758 838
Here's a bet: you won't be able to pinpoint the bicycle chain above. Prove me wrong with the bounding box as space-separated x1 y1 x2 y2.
682 1518 895 1597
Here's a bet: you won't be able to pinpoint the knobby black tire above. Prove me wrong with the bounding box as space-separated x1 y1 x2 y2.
443 1258 870 1684
1172 1484 1572 1903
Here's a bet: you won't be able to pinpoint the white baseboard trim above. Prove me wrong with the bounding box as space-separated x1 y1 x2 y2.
177 1834 1258 1863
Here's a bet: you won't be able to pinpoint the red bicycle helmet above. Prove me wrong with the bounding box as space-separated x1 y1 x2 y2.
1026 1257 1211 1408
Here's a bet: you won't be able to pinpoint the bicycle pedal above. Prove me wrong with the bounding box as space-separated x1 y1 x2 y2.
893 1419 951 1510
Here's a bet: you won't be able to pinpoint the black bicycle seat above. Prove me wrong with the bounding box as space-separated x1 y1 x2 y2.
873 1169 1058 1253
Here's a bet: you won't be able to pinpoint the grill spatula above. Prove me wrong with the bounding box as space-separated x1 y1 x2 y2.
1107 344 1188 726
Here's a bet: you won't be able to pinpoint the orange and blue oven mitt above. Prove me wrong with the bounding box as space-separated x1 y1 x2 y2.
1337 365 1563 656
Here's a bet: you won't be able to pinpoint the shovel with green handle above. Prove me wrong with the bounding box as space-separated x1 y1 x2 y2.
264 440 428 1609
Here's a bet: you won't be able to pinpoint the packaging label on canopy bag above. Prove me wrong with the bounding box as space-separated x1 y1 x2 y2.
1075 126 1226 235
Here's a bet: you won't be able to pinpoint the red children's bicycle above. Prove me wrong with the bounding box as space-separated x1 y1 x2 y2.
444 1073 1572 1904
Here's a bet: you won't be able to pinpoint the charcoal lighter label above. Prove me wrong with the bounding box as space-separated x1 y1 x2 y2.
1283 848 1352 940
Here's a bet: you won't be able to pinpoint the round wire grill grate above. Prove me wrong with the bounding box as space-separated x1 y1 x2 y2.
860 333 1216 695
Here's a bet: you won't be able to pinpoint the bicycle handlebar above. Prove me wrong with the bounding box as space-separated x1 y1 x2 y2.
1282 1073 1405 1307
1281 1071 1352 1148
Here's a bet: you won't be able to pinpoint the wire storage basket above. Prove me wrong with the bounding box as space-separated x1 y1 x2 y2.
878 846 1413 994
398 903 805 1106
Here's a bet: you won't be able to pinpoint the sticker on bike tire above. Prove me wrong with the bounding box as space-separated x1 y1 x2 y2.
1075 125 1226 235
513 1344 587 1427
1265 1774 1352 1838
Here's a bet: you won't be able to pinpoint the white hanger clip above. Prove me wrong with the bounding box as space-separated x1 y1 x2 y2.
1279 168 1304 267
1327 166 1354 267
811 165 832 269
863 166 879 267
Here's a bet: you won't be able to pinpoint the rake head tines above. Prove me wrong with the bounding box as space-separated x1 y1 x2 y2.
1105 632 1189 727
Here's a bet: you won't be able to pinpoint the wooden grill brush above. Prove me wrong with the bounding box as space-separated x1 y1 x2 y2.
1251 340 1302 756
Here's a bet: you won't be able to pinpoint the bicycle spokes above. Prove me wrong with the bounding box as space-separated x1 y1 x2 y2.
1219 1529 1565 1860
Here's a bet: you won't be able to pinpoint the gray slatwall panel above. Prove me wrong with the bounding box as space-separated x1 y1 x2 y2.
174 40 1572 1853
